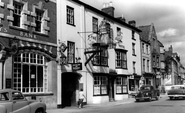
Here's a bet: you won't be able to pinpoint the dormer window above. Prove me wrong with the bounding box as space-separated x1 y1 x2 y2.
35 9 43 32
13 2 23 27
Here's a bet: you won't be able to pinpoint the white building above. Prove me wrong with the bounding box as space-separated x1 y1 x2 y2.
57 0 141 107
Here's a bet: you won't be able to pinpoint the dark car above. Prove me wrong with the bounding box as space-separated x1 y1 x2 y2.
135 85 160 102
167 85 185 100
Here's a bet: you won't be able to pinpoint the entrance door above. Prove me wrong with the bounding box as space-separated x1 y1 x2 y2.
62 72 79 108
109 77 115 101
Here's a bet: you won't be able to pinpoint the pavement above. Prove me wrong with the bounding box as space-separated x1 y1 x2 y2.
46 93 167 113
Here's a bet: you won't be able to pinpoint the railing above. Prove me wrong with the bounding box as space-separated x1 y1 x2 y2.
21 87 43 93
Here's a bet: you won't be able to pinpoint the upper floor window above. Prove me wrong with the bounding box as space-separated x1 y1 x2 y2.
143 59 145 72
142 43 144 53
156 56 159 67
147 60 150 72
67 41 75 63
13 2 23 27
132 43 136 56
92 17 98 33
133 61 136 73
67 6 74 25
132 30 135 40
146 45 149 54
93 47 108 66
153 55 156 66
115 50 127 69
35 9 43 32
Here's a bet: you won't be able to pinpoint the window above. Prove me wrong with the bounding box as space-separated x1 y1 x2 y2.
153 55 156 66
67 41 75 63
143 59 145 72
115 50 127 69
133 61 136 73
146 45 149 54
35 9 43 32
13 2 22 27
92 17 98 33
142 43 144 53
13 53 47 93
67 6 74 25
132 43 136 55
93 76 108 95
132 30 135 40
93 47 108 66
116 77 128 94
147 60 150 72
157 56 159 67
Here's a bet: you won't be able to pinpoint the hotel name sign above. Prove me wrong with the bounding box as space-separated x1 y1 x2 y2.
0 27 37 39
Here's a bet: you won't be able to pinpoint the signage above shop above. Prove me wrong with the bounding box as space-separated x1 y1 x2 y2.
72 63 82 71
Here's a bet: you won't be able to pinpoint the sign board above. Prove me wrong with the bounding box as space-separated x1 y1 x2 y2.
60 56 67 65
59 42 67 52
129 75 134 79
72 63 82 71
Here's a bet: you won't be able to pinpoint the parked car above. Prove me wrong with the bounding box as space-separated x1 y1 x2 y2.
167 85 185 100
135 85 160 102
0 89 46 113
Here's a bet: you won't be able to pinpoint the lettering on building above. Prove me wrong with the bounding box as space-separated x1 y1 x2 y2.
20 31 37 39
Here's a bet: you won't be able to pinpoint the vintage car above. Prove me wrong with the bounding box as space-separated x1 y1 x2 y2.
167 85 185 100
135 85 160 102
0 89 46 113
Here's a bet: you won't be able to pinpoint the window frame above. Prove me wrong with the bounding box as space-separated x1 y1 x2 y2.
13 2 23 27
66 6 75 26
116 77 128 94
93 76 108 96
92 46 108 66
67 41 75 64
13 53 47 94
133 61 136 73
132 43 136 56
92 17 98 33
35 9 43 32
115 50 127 69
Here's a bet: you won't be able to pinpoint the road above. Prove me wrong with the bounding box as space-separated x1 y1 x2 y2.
77 96 185 113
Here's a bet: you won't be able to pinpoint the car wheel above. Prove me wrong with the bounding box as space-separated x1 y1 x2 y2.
135 99 139 102
169 97 173 100
155 96 159 100
35 108 44 113
148 97 152 101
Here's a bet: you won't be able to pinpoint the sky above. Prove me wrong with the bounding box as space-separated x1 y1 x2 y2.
81 0 185 66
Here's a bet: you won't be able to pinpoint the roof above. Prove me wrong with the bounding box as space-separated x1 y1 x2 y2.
72 0 141 33
158 40 164 47
138 25 151 42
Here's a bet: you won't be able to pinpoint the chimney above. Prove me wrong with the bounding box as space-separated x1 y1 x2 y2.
101 1 115 17
169 45 173 53
117 16 126 23
128 20 136 27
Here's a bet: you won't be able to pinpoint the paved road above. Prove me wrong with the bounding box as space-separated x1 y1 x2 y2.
47 94 174 113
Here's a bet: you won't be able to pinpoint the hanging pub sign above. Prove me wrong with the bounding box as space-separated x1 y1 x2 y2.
129 75 134 79
72 63 82 71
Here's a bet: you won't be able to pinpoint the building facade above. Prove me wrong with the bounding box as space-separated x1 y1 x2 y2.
0 0 58 109
57 0 141 108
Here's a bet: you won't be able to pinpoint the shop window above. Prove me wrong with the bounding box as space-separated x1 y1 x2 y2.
93 47 108 66
115 50 127 69
116 77 128 94
13 53 48 93
13 2 22 27
67 41 75 63
93 76 108 95
66 6 74 25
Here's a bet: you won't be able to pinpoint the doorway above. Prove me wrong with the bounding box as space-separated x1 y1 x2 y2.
62 72 79 108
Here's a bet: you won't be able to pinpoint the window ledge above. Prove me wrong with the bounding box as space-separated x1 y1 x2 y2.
23 92 54 96
132 54 137 56
33 31 49 37
9 25 29 32
67 23 76 27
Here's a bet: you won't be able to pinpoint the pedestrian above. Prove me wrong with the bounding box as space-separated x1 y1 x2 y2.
78 89 85 108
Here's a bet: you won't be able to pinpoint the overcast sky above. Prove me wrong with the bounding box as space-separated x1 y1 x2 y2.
81 0 185 66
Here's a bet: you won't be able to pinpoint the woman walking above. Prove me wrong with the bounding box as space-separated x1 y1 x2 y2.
78 89 85 108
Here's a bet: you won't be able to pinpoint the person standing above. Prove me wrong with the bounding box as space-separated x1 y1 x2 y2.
78 89 85 108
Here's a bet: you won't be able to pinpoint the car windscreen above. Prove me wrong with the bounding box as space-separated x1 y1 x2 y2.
171 86 185 89
140 86 151 90
0 92 9 101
